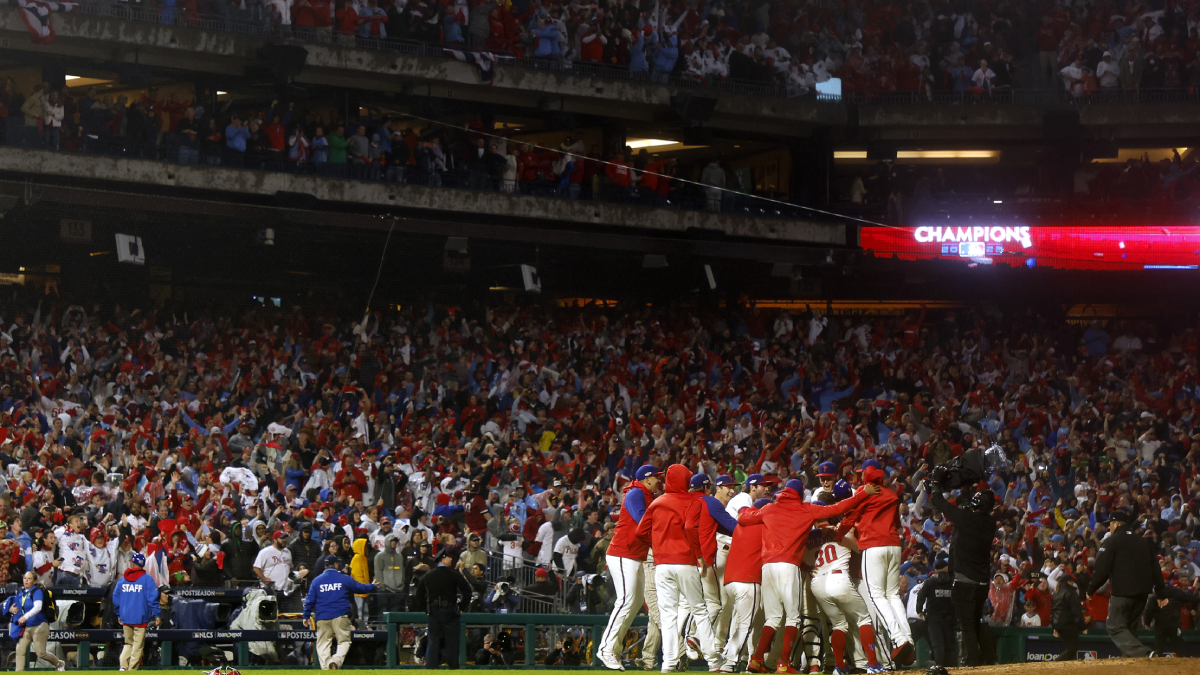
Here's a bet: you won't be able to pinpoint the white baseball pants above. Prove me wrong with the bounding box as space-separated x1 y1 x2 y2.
811 572 872 633
642 556 661 669
761 561 802 630
720 581 760 665
598 555 645 660
860 546 912 645
655 563 720 672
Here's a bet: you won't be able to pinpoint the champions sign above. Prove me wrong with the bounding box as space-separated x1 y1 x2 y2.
861 225 1200 271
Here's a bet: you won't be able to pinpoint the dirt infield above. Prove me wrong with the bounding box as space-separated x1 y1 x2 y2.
955 657 1196 675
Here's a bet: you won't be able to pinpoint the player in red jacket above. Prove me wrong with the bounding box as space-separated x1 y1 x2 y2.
635 464 723 672
838 461 914 665
597 464 662 670
719 497 771 671
737 479 879 674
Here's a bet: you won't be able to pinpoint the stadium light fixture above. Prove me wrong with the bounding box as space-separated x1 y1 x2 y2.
627 139 678 149
834 150 999 159
64 75 80 81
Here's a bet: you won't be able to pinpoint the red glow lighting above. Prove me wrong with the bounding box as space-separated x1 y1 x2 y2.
860 225 1200 271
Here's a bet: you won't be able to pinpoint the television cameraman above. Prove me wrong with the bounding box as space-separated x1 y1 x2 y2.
925 480 996 667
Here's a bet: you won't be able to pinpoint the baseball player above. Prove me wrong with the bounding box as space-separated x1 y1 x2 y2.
635 464 724 673
685 474 739 657
737 478 880 674
837 460 915 666
719 474 775 655
811 462 839 502
598 464 663 670
719 497 772 671
808 484 886 675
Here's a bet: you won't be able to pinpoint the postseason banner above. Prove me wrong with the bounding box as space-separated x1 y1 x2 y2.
1022 635 1200 661
48 629 388 642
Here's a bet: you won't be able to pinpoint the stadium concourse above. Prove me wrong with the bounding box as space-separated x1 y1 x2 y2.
0 289 1197 669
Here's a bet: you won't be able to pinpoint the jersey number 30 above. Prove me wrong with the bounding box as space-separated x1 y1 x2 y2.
814 544 837 567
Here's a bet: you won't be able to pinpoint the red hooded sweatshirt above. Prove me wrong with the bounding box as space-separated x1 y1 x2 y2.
737 485 869 566
837 466 902 548
634 465 703 566
723 520 764 584
608 480 655 561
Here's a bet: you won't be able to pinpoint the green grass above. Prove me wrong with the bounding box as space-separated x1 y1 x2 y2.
117 662 600 667
108 671 601 674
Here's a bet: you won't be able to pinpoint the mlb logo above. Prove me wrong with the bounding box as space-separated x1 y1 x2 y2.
1080 651 1098 660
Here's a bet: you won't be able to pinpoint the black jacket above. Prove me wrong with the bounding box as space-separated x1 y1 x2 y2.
916 572 955 616
1087 527 1164 598
1142 584 1200 630
930 490 995 583
1050 582 1085 628
415 564 473 613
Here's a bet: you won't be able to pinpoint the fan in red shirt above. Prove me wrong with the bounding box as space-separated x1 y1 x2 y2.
737 478 878 673
333 453 368 500
837 461 915 664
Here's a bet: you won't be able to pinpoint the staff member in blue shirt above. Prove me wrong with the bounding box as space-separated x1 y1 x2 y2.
7 571 65 671
111 552 162 671
303 556 376 670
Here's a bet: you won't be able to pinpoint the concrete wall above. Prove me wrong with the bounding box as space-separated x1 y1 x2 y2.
0 146 845 245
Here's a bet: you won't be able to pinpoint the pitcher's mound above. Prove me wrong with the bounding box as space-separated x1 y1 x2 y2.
953 657 1196 675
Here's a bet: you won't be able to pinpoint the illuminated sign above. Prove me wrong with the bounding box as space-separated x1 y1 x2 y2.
860 226 1200 271
913 226 1033 249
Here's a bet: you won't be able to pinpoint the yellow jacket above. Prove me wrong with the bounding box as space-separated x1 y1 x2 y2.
350 538 371 598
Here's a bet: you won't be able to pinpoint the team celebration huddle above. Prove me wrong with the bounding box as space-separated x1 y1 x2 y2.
597 457 953 675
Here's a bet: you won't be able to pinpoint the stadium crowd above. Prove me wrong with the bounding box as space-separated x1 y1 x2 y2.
0 291 1197 662
0 82 763 213
86 0 1200 97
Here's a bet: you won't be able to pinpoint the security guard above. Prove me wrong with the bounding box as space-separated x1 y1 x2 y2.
915 558 955 668
415 551 473 669
927 484 995 666
303 557 377 670
1086 510 1164 657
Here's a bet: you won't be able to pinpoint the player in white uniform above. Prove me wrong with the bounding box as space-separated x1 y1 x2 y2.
719 473 775 650
808 484 886 675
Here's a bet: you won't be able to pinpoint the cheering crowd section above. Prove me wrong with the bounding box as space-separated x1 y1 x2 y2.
89 0 1200 96
0 295 1196 647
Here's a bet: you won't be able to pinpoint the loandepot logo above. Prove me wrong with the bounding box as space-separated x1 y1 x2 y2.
914 226 1033 248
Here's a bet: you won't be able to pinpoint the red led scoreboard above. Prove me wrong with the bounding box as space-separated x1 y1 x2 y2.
859 225 1200 270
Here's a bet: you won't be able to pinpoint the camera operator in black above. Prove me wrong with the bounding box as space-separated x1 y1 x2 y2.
1086 510 1164 657
414 552 473 669
1142 583 1200 656
1050 570 1085 660
927 483 996 667
916 558 956 667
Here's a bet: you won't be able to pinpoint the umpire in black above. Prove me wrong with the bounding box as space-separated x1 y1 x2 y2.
927 483 996 667
916 558 956 667
1086 510 1164 657
415 551 474 669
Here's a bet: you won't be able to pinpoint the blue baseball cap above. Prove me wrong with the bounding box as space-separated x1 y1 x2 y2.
745 473 768 487
785 478 805 494
861 459 883 471
635 465 662 481
752 498 772 508
817 462 838 477
714 474 736 487
690 474 712 490
131 552 146 567
832 479 853 501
